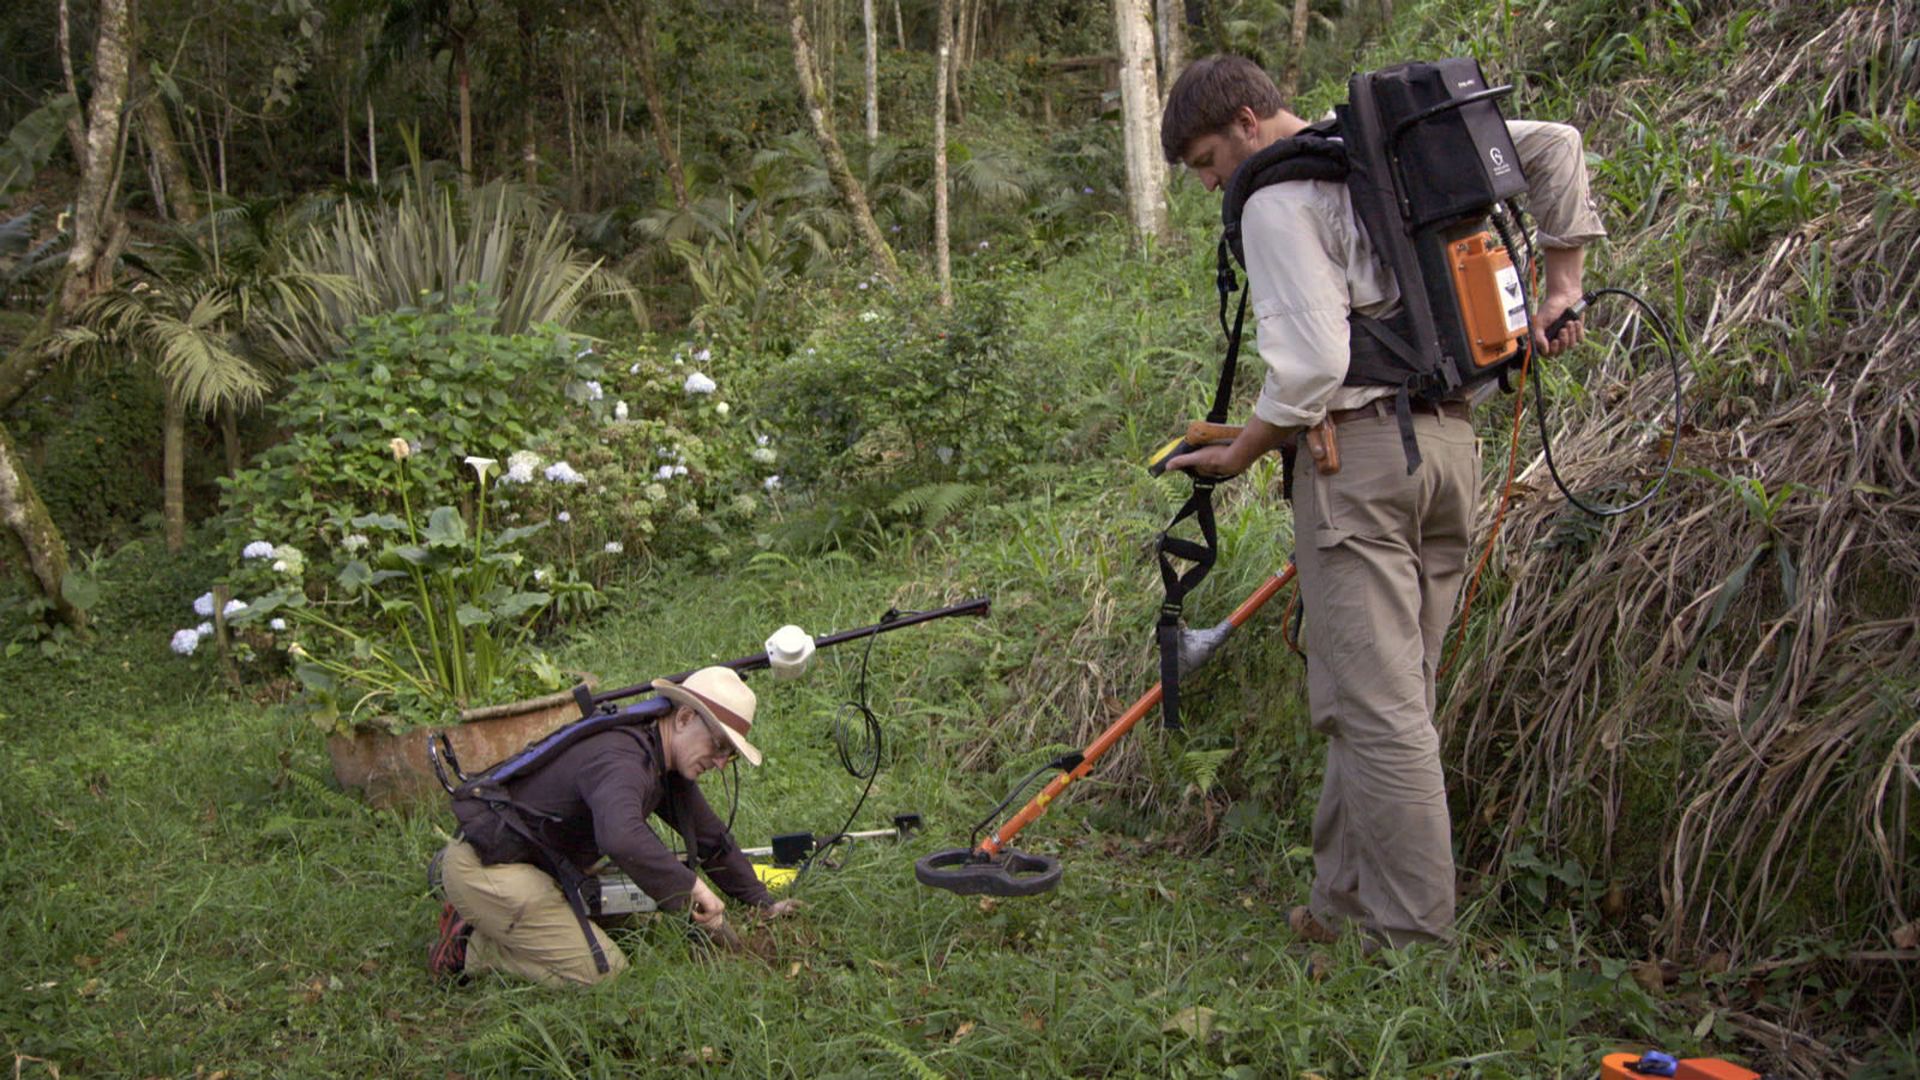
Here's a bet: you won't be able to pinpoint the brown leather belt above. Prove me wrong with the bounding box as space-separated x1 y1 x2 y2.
1325 397 1470 426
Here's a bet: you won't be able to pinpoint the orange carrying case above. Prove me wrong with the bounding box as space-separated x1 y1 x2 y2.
1599 1052 1762 1080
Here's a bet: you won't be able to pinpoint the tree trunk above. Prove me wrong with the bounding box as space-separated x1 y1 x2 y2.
221 406 242 476
0 420 84 630
892 0 905 50
58 0 135 316
454 38 474 181
163 392 186 553
56 0 87 166
517 0 540 185
138 90 199 224
787 0 899 282
1378 0 1393 24
1281 0 1309 102
1112 0 1169 248
367 95 380 188
933 0 952 308
1156 0 1188 99
601 0 689 210
862 0 878 142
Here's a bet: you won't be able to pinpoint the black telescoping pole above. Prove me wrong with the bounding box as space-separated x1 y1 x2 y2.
582 597 992 712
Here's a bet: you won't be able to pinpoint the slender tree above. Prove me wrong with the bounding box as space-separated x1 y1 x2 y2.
933 0 952 307
599 0 688 210
59 0 135 315
1156 0 1188 99
1281 0 1309 101
786 0 899 282
1112 0 1169 247
863 0 878 142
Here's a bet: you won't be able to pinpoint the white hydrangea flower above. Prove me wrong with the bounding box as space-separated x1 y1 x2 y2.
629 362 642 375
341 533 370 552
857 281 869 290
695 347 712 363
757 434 771 447
223 598 248 617
242 541 275 559
978 240 990 250
583 380 604 401
655 465 674 480
270 618 288 632
613 400 629 421
645 483 668 501
501 450 540 485
603 541 624 554
860 310 881 323
751 447 777 465
544 461 586 485
193 592 215 617
672 464 688 477
196 621 214 636
684 371 717 395
557 511 571 523
764 475 782 492
533 568 547 582
715 401 730 417
271 559 289 573
170 628 201 656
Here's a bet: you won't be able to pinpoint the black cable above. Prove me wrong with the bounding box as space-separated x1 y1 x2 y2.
795 607 897 884
1504 203 1686 518
967 752 1081 852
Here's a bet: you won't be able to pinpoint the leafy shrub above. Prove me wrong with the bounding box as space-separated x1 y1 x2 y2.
748 280 1045 535
237 452 591 730
484 336 783 575
220 291 603 551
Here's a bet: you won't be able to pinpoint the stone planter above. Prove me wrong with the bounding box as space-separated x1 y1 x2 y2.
326 674 598 808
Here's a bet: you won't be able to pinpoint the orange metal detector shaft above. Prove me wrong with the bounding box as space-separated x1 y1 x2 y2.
976 564 1296 858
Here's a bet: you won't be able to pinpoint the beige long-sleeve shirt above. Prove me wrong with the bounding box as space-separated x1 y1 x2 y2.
1243 119 1609 430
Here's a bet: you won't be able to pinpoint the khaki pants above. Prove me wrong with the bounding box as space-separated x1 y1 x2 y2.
1291 408 1477 947
438 839 630 987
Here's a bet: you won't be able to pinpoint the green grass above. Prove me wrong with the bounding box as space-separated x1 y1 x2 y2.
12 529 1895 1079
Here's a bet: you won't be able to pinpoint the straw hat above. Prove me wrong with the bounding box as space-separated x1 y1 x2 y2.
650 667 762 766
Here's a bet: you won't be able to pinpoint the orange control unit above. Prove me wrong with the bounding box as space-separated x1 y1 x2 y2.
1600 1052 1762 1080
1447 232 1529 371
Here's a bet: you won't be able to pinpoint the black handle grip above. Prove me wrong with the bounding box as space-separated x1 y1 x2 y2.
1544 293 1594 341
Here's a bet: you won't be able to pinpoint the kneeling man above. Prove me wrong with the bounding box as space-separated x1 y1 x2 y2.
429 666 796 985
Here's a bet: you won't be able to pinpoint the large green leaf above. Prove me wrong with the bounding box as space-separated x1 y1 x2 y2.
423 506 467 547
491 591 552 621
455 604 494 627
491 522 548 547
337 559 373 590
350 512 408 532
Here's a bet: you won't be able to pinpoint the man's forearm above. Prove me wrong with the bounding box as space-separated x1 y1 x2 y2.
1543 245 1585 302
1225 413 1296 473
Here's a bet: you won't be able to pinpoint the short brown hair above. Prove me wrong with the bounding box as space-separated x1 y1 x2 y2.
1160 55 1286 164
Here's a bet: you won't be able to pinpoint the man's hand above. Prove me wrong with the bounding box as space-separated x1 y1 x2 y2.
688 878 727 931
1163 441 1249 479
1534 291 1587 357
758 898 803 919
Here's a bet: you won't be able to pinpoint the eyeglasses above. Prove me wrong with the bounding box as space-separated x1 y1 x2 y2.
700 719 736 767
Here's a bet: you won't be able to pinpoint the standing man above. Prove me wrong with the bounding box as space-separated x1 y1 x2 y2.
1159 56 1606 948
428 667 799 985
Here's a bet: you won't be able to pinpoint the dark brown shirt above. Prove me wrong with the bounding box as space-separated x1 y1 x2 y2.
453 724 772 911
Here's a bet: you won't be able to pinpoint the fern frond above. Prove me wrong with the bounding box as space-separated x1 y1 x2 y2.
885 481 982 529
